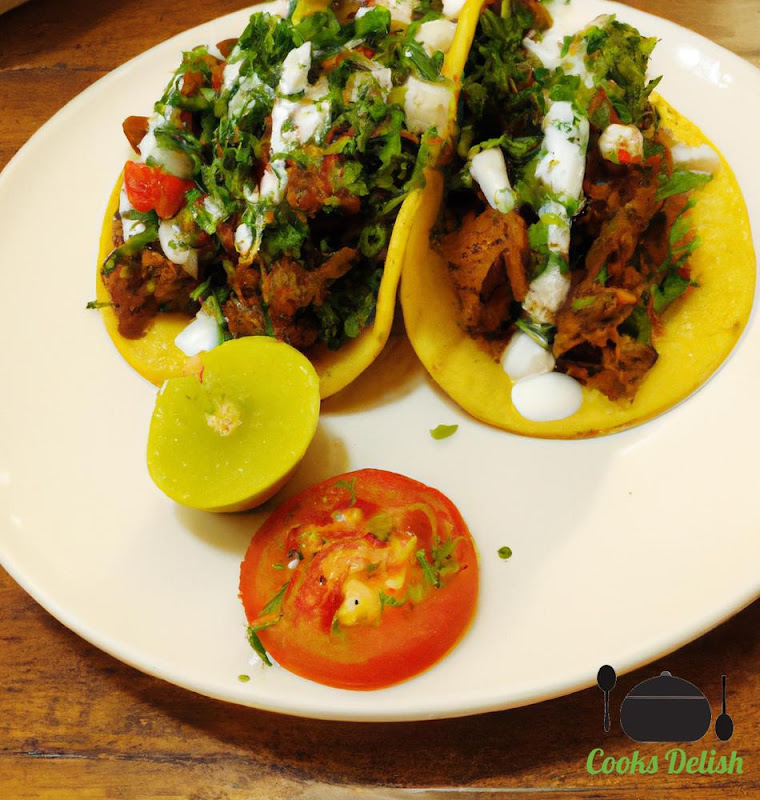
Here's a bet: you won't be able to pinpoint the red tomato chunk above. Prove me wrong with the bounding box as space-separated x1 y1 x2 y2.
123 160 195 219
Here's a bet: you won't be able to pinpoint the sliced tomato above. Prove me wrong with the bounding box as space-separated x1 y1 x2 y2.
239 469 479 690
123 161 195 219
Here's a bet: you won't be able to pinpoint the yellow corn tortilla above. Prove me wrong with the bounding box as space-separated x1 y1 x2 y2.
400 95 756 438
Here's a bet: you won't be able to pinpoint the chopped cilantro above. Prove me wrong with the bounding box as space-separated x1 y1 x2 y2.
367 512 394 541
430 424 459 440
571 296 596 311
498 546 513 560
246 581 289 667
334 477 357 507
656 170 712 201
238 674 251 682
416 549 440 588
379 590 404 609
515 319 555 349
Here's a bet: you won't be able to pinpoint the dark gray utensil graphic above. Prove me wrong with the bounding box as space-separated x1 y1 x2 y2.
597 664 617 733
715 675 734 741
620 671 711 742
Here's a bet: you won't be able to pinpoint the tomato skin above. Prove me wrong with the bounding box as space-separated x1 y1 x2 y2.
239 469 479 691
123 161 195 219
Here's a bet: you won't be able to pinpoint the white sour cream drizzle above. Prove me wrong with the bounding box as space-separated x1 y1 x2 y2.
158 218 199 278
511 370 583 422
469 147 516 214
503 6 612 421
119 186 144 242
138 106 194 180
502 332 583 421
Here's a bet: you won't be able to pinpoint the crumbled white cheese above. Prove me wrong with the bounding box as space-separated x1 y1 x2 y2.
540 200 571 257
221 57 244 94
442 0 467 21
415 19 457 56
227 73 272 121
138 108 194 179
346 67 393 102
260 162 288 203
403 75 453 135
203 196 226 227
374 0 415 26
670 143 721 174
234 223 254 255
158 219 199 277
174 309 221 357
598 123 644 163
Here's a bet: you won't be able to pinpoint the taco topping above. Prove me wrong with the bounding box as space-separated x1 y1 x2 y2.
435 0 720 420
101 1 457 357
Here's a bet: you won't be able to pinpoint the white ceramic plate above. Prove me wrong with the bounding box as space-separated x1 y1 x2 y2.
1 0 758 722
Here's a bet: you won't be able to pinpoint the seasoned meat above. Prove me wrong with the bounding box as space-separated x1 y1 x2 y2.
223 295 268 338
558 336 658 401
553 160 664 398
286 157 362 216
438 208 529 337
261 248 357 319
102 247 198 339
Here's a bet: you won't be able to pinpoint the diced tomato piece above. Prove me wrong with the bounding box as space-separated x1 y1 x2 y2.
216 38 237 59
211 62 225 93
617 147 633 165
123 161 195 219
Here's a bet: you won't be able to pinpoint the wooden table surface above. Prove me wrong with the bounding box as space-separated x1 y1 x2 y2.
1 1 758 797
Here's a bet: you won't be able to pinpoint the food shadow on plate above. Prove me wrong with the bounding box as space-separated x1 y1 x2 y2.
321 332 425 416
174 424 349 555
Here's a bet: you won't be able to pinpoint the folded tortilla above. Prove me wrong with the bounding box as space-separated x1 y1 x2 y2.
94 0 471 399
400 3 755 437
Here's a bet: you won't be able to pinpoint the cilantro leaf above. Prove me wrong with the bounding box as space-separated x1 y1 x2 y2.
656 170 712 201
334 477 357 507
430 424 459 440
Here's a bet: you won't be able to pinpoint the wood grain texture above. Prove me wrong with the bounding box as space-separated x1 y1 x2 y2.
1 0 759 797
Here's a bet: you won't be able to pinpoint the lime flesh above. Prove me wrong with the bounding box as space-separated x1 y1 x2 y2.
147 337 320 512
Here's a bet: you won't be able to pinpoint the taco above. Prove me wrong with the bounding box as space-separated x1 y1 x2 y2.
401 0 755 437
94 0 468 398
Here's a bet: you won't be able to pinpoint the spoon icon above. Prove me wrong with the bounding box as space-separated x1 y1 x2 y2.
715 675 734 742
597 664 617 733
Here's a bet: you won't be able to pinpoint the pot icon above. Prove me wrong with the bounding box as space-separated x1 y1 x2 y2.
620 671 711 743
